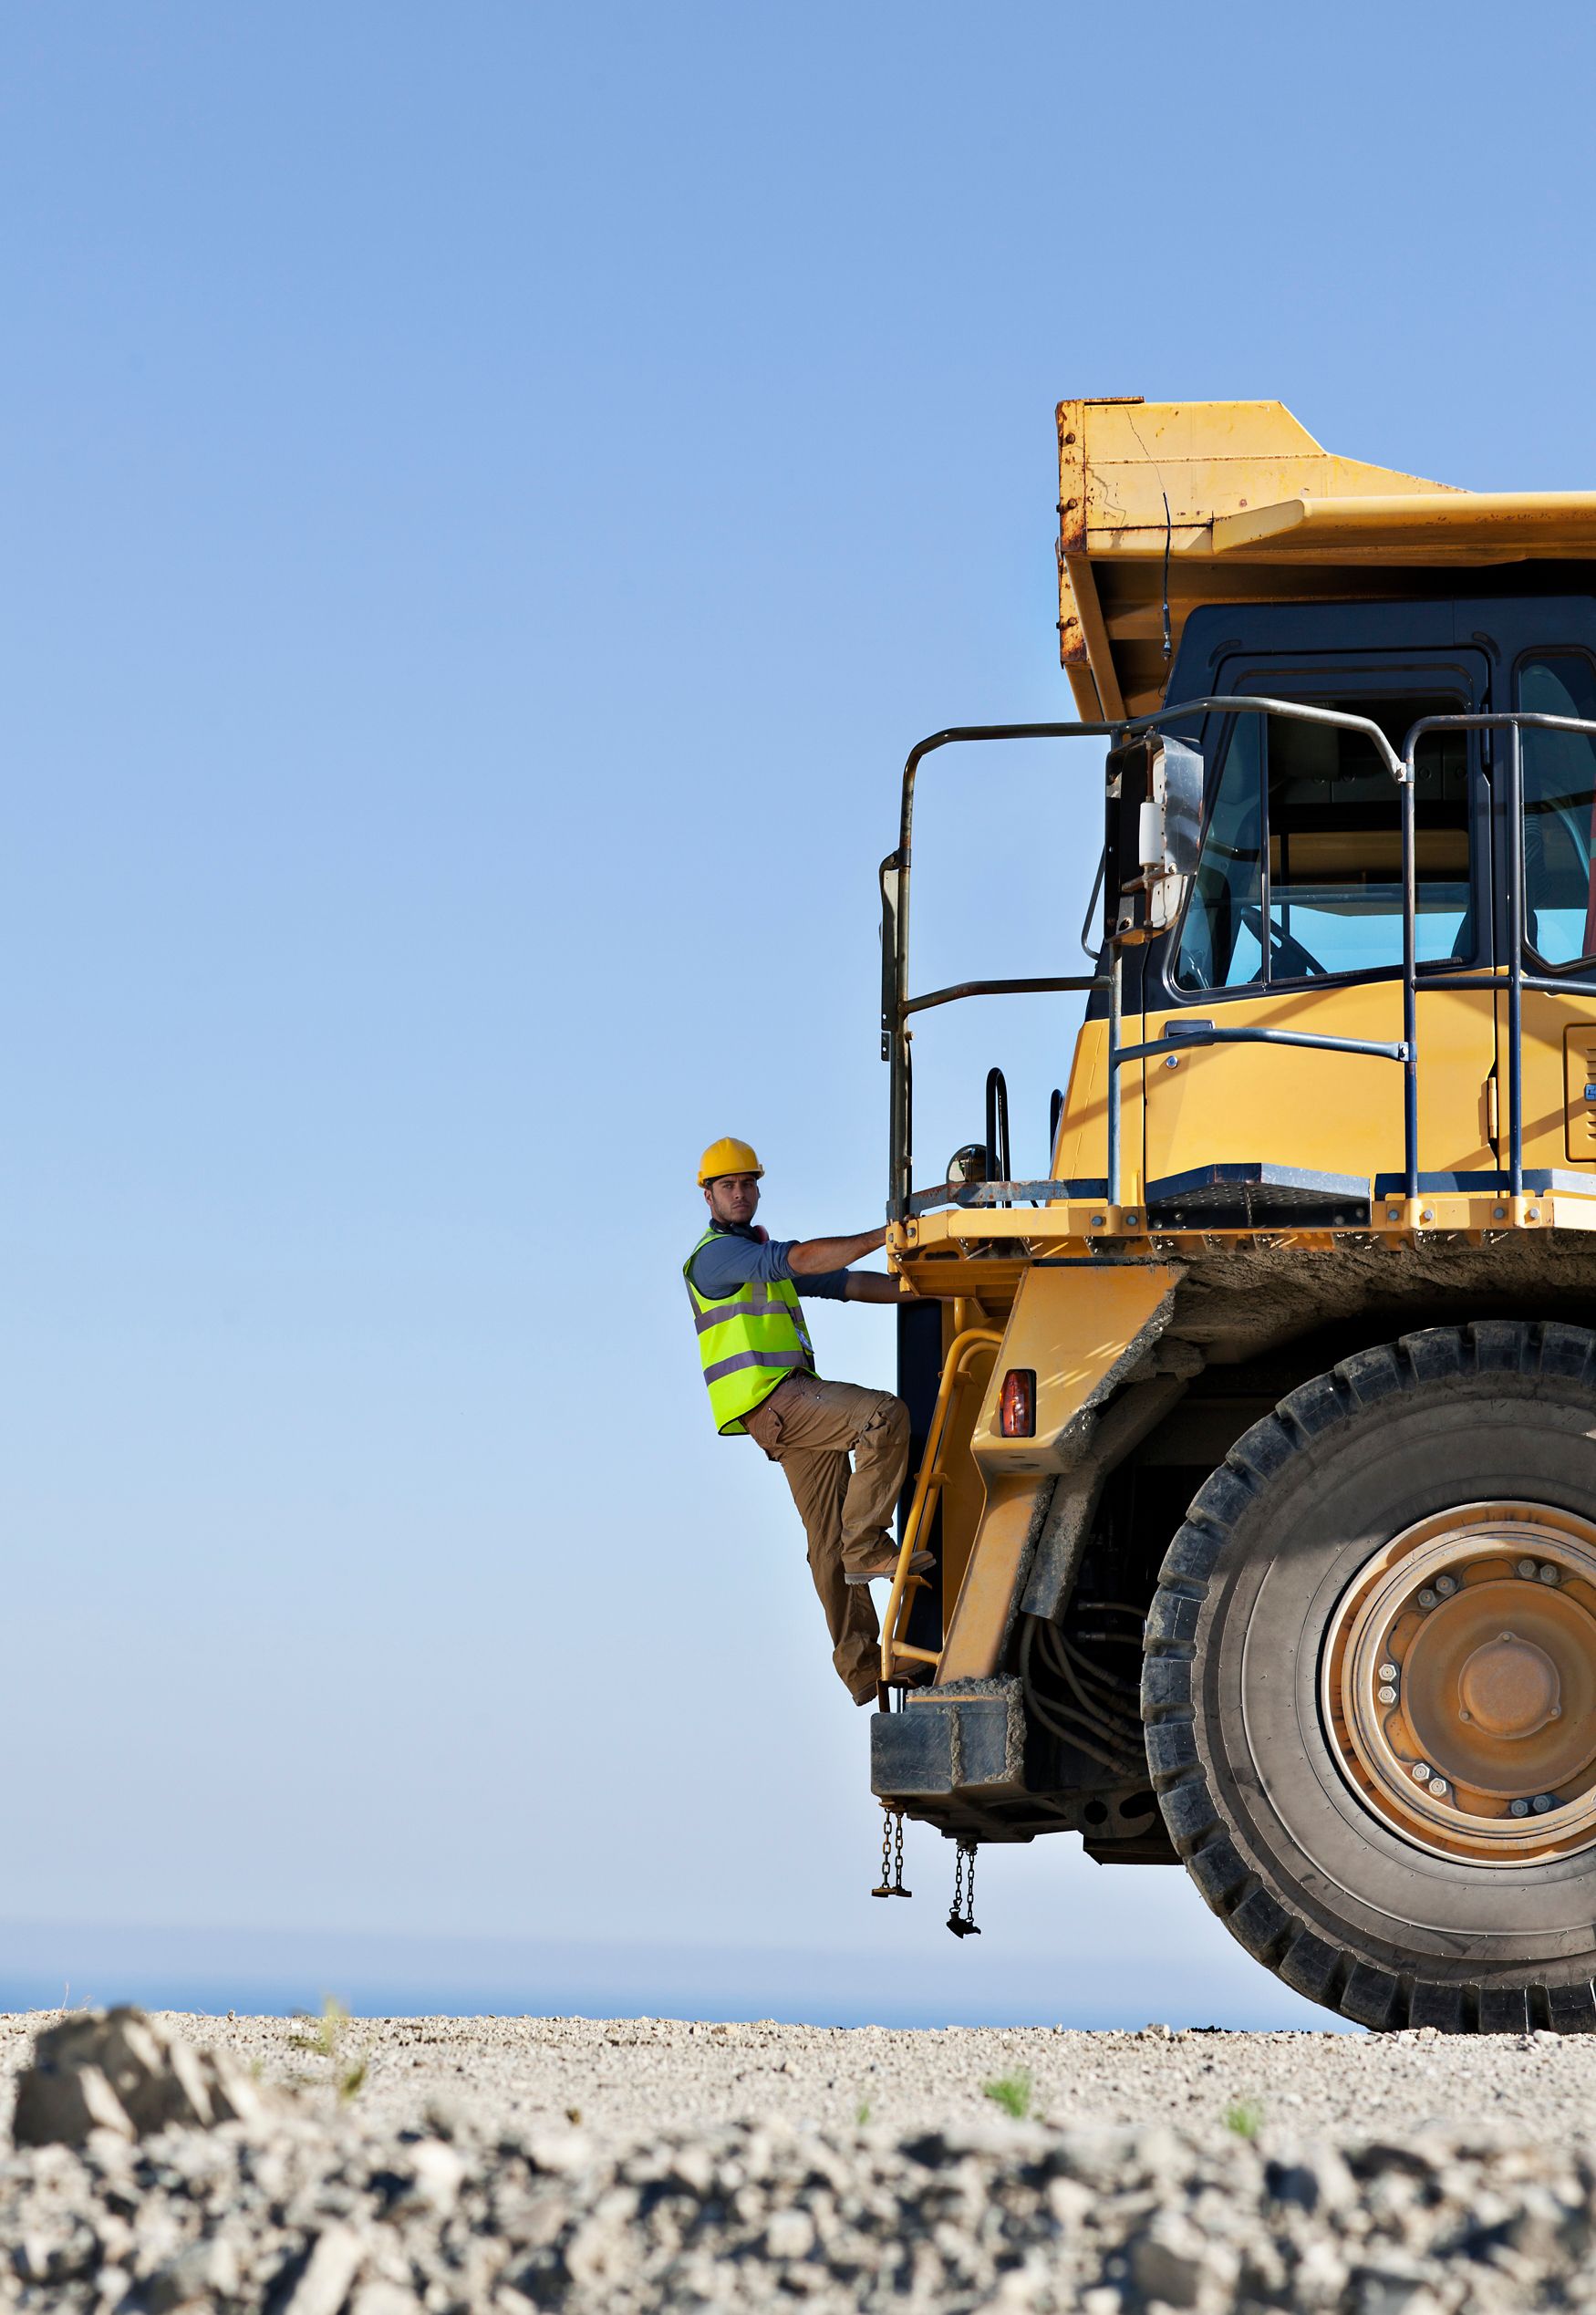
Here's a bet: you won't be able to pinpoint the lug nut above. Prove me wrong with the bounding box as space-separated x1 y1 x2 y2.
1418 1587 1438 1608
1412 1762 1432 1781
1379 1661 1398 1684
1511 1798 1531 1816
1430 1779 1449 1798
1533 1794 1554 1813
1377 1685 1397 1706
1539 1564 1560 1584
1435 1573 1458 1596
1517 1560 1538 1578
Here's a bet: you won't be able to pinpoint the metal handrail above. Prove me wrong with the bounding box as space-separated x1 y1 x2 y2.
880 1326 1000 1683
883 698 1596 1219
883 699 1404 1220
1402 711 1596 1199
904 974 1100 1018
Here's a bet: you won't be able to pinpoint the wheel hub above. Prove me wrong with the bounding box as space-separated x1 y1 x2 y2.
1456 1629 1560 1741
1321 1504 1596 1863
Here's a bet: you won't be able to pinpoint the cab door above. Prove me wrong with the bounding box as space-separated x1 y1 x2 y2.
1512 650 1596 1187
1141 654 1498 1218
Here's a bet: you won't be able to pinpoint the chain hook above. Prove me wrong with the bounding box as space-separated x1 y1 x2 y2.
947 1837 980 1936
871 1807 912 1898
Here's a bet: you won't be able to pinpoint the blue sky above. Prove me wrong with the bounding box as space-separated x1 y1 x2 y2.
1 2 1590 2024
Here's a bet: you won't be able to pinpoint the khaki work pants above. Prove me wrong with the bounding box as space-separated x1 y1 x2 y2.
743 1373 912 1706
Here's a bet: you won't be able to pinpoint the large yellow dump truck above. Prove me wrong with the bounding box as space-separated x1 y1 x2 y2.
874 396 1596 2032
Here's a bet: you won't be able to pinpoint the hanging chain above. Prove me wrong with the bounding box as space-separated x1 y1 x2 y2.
872 1808 911 1899
947 1838 980 1937
872 1810 893 1897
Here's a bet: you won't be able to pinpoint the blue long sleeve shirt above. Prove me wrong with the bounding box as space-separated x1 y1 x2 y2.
688 1221 852 1303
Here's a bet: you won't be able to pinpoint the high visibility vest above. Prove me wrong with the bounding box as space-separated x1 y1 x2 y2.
684 1226 814 1436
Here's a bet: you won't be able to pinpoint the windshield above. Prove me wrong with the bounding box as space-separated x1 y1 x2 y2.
1174 695 1471 992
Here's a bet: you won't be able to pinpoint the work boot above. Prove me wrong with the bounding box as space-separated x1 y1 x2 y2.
883 1658 931 1689
844 1548 933 1587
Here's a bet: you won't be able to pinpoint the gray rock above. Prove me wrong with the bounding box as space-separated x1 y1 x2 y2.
389 2139 463 2214
278 2221 368 2315
146 2233 242 2310
1128 2211 1236 2308
9 2008 276 2151
11 2056 135 2149
349 2286 423 2315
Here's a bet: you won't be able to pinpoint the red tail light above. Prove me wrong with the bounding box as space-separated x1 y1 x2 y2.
1000 1368 1036 1438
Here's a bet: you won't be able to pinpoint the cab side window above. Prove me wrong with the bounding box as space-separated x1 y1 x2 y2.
1521 655 1596 970
1172 714 1263 991
1174 694 1471 993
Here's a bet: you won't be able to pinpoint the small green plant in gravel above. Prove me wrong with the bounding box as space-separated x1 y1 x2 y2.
982 2071 1032 2120
855 2100 872 2126
1224 2096 1265 2139
289 1998 368 2103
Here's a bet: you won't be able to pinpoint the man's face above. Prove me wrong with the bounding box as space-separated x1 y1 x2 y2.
705 1172 761 1228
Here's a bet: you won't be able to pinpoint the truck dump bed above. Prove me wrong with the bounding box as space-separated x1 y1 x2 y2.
1058 397 1596 719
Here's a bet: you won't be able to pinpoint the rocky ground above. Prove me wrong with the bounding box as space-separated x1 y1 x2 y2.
0 2012 1584 2144
0 2013 1593 2308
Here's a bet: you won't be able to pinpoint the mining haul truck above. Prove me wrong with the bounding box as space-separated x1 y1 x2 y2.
873 395 1596 2033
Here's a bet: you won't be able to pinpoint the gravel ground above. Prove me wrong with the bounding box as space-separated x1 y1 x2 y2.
0 2012 1587 2145
2 2015 1596 2309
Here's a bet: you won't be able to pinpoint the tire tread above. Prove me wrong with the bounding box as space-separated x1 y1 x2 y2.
1140 1320 1596 2035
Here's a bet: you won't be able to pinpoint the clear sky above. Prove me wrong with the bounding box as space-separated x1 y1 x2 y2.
2 1 1591 2025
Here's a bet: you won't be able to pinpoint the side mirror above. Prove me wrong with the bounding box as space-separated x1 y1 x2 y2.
1136 735 1204 929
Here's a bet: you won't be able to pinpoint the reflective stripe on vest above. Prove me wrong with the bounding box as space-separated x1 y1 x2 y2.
684 1226 814 1436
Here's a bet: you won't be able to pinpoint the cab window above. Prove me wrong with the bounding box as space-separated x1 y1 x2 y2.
1173 695 1471 993
1520 655 1596 971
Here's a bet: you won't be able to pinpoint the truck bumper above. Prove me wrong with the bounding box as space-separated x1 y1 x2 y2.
870 1679 1035 1843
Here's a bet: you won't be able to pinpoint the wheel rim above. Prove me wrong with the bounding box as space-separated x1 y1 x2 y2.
1321 1502 1596 1865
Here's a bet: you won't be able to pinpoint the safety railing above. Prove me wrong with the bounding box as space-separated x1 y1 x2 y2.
880 1327 1000 1683
882 701 1596 1221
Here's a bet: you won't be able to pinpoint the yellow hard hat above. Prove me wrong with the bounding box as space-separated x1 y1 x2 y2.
699 1137 763 1186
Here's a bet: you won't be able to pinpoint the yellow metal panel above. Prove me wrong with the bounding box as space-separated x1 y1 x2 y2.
968 1261 1183 1479
1214 491 1596 560
1060 555 1126 720
935 1262 1181 1682
1052 1017 1107 1184
1049 1017 1145 1202
937 1478 1048 1685
1052 392 1596 713
1518 994 1596 1176
1565 1025 1596 1164
1071 398 1454 560
1143 983 1498 1189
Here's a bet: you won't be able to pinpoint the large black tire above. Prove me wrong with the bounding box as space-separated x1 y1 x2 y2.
1142 1321 1596 2033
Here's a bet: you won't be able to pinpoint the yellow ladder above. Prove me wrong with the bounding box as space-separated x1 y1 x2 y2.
880 1326 1000 1683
